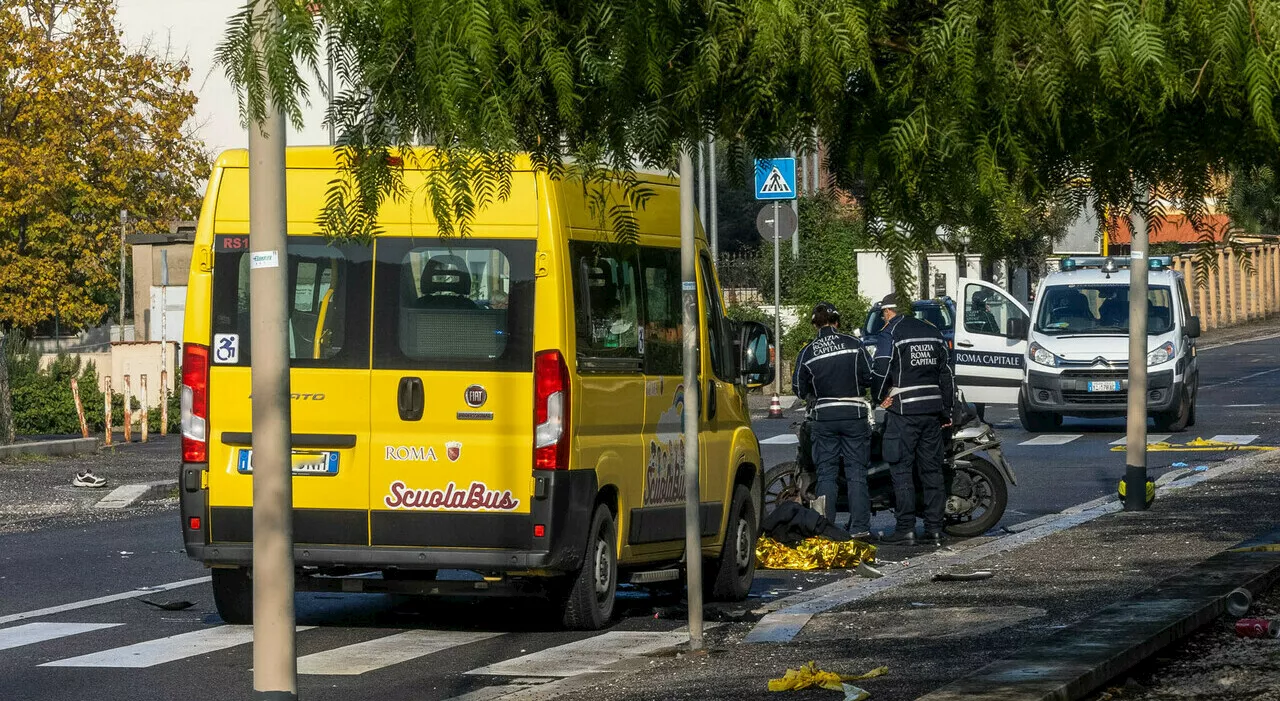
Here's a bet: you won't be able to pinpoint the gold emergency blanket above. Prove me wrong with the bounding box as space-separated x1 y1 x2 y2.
755 535 876 570
768 661 889 692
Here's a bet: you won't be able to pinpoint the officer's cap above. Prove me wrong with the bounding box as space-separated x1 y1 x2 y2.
878 292 898 310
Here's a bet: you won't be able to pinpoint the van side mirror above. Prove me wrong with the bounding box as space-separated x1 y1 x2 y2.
1186 316 1201 339
1005 317 1028 340
738 321 775 389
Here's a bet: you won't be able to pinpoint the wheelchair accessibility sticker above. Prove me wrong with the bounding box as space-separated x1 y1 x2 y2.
213 334 240 364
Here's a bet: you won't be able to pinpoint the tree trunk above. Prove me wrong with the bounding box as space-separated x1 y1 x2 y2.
0 330 12 444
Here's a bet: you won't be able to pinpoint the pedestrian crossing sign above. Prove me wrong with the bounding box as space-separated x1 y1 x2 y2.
755 158 797 200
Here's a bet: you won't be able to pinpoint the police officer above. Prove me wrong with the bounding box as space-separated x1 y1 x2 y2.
873 292 955 546
793 302 877 537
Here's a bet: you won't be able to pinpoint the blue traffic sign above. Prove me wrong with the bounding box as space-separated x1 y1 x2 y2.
754 158 797 200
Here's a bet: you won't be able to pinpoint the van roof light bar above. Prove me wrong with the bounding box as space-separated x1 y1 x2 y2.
1059 255 1175 272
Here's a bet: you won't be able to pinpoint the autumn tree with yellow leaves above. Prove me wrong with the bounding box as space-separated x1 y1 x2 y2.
0 0 207 442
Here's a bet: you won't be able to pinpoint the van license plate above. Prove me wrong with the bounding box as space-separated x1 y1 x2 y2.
236 449 339 476
1087 381 1121 392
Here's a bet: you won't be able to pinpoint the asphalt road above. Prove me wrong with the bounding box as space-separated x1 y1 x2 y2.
0 334 1275 701
750 333 1280 531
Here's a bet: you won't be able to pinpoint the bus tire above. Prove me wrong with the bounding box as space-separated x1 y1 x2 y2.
708 484 757 601
556 505 617 630
212 567 253 625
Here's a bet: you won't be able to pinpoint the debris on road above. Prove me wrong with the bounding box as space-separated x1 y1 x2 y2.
767 661 888 692
932 570 995 582
1233 618 1278 638
140 599 195 611
1226 587 1253 617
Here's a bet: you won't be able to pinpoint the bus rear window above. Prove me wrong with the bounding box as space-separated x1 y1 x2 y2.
372 239 535 372
209 236 372 368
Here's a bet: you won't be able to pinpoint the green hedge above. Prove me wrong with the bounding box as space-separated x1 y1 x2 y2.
5 339 180 437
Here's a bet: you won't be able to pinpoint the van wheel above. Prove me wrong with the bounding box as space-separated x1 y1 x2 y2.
212 567 253 624
1154 390 1192 433
554 505 617 630
1018 396 1061 433
707 484 757 602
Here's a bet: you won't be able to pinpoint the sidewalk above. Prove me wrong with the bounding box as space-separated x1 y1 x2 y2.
0 435 178 534
550 451 1280 701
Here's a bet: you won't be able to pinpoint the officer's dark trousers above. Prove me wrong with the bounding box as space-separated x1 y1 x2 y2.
883 412 945 533
810 419 871 533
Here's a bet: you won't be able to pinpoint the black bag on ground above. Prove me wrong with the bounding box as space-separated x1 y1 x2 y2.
761 502 853 546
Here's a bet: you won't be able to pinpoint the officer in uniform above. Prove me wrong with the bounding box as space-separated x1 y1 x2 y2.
873 292 955 546
793 302 877 537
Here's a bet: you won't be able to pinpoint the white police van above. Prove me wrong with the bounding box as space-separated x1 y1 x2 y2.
1017 256 1201 432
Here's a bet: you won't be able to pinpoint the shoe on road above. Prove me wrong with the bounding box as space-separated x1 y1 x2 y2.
72 471 107 488
879 530 916 546
921 531 944 546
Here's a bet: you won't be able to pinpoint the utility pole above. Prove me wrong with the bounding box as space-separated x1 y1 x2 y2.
696 143 707 232
789 148 800 257
119 210 128 333
1124 186 1150 511
679 148 704 651
248 3 297 698
708 135 719 260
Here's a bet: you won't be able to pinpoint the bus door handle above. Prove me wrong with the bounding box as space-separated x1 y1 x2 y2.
398 377 424 421
706 380 717 421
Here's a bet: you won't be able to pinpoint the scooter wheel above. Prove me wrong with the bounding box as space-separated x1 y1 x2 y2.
944 457 1008 538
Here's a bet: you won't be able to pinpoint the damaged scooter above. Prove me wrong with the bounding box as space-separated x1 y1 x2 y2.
763 392 1016 537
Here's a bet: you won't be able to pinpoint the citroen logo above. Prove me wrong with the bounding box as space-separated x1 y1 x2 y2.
1092 357 1111 367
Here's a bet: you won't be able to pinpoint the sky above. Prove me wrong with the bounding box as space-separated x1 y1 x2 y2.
115 0 332 160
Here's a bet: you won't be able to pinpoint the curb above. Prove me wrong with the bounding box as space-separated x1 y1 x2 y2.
94 480 178 509
916 529 1280 701
0 438 99 461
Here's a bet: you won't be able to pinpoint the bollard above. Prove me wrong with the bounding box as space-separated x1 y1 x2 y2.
70 378 89 439
1216 248 1227 329
103 376 113 447
140 374 149 444
123 375 132 444
1228 249 1239 326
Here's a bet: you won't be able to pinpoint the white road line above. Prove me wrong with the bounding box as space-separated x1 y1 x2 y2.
1201 367 1280 389
1210 435 1259 445
298 630 501 675
1225 404 1265 408
0 623 122 652
40 625 314 668
1018 434 1082 446
1109 434 1172 446
758 434 800 446
465 631 689 678
0 576 211 627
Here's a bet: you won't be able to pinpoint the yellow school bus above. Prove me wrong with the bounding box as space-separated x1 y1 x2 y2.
178 147 775 629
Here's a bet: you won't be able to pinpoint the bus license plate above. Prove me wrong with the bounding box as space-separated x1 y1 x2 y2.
1087 381 1121 393
237 449 339 476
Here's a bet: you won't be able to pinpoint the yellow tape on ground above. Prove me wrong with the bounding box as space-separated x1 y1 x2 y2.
1109 437 1277 452
1229 544 1280 553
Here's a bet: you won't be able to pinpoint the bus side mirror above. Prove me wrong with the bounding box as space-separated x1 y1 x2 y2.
1006 317 1028 340
739 321 775 389
1186 316 1201 339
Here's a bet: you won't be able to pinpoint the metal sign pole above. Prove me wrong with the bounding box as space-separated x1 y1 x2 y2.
773 200 782 398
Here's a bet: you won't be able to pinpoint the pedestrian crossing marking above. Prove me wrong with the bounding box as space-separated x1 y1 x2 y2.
1109 435 1172 446
1018 434 1082 446
759 434 800 446
759 167 792 194
0 623 122 652
298 629 501 675
40 625 314 668
1210 434 1258 445
465 630 689 678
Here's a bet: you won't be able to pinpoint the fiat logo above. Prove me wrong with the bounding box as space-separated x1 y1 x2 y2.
464 385 488 408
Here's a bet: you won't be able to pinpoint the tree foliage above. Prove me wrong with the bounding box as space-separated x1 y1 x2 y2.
222 0 1280 275
0 0 208 331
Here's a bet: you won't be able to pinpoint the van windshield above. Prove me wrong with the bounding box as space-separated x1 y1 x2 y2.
1035 284 1175 335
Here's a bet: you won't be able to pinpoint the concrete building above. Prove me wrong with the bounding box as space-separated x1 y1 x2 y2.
129 221 194 347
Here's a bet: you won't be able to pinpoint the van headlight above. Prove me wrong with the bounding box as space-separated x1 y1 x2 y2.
1147 341 1175 366
1029 342 1061 368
